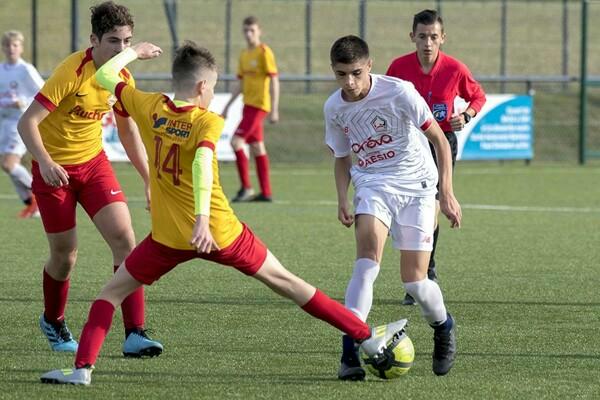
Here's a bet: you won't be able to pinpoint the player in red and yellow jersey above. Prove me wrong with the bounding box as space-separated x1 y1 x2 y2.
222 16 279 202
39 40 409 385
17 1 162 357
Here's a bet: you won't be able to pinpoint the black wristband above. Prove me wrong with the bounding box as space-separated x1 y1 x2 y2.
462 112 472 124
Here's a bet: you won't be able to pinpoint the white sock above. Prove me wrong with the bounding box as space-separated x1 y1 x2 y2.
9 164 33 202
344 258 380 322
404 278 447 325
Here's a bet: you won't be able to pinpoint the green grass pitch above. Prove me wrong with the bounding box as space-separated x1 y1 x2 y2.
1 161 599 399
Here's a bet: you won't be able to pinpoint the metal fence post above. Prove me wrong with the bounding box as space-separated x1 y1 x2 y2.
71 0 79 52
163 0 179 60
562 0 569 90
500 0 507 93
305 0 312 93
578 0 588 165
31 0 38 67
359 0 366 40
225 0 232 92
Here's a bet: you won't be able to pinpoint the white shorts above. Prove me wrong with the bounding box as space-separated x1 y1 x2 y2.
353 186 436 251
0 118 26 156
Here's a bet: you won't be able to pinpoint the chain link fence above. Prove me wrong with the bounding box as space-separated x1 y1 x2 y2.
1 0 599 162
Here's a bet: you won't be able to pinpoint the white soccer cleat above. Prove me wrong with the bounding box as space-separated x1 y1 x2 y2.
40 367 92 385
359 319 408 359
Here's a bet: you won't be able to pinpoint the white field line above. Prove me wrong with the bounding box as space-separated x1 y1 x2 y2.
1 193 598 214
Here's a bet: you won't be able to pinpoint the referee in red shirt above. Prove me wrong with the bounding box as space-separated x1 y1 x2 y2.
387 9 486 305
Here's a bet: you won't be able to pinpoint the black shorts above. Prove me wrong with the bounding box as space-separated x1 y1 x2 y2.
429 131 458 199
429 131 458 168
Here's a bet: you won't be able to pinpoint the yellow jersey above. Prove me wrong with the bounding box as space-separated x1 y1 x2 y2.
35 48 133 165
237 44 278 112
115 82 243 250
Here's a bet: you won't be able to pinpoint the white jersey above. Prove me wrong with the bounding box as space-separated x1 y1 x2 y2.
324 74 438 196
0 58 44 119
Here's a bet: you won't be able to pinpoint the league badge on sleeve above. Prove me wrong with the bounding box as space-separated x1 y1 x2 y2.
432 103 447 122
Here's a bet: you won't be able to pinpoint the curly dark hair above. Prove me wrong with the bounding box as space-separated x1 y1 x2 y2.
90 1 134 40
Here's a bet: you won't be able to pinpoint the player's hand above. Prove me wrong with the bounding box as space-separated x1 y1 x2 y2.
338 203 354 228
269 110 279 124
132 42 162 60
190 215 220 253
39 159 69 188
449 114 465 131
439 192 462 228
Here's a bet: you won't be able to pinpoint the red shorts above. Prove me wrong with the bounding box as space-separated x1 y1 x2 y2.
32 150 127 233
125 224 268 285
234 105 268 144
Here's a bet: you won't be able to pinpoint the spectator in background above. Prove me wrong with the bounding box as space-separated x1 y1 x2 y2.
222 16 279 203
0 30 44 218
387 9 486 305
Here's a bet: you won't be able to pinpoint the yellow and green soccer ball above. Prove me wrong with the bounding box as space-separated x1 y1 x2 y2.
361 330 415 379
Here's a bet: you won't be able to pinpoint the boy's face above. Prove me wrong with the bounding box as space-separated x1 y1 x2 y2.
2 39 23 63
331 58 373 102
243 23 261 47
410 22 445 65
91 25 133 66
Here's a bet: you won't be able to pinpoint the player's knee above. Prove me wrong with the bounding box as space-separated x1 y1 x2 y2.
48 247 78 274
110 229 136 255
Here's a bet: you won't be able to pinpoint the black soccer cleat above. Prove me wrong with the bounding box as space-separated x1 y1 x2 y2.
249 193 273 202
402 293 416 306
231 188 255 202
338 335 365 381
432 314 456 376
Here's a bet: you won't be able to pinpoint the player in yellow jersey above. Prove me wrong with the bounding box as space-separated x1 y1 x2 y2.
222 16 279 202
17 1 162 357
39 40 409 385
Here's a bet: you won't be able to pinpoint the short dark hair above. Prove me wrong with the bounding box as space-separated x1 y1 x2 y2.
243 16 259 26
412 9 444 33
330 35 369 65
90 1 134 41
172 40 217 90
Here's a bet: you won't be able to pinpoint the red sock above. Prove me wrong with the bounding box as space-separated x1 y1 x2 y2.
114 265 144 330
75 299 115 368
301 289 370 341
43 269 69 323
235 149 252 189
255 154 272 197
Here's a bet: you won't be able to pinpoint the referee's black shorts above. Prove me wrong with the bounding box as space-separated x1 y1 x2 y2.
430 131 458 199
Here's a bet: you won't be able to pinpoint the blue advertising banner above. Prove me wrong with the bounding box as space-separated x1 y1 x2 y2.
456 95 534 160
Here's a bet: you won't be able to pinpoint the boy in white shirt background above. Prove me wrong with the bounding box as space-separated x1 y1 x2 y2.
0 30 44 218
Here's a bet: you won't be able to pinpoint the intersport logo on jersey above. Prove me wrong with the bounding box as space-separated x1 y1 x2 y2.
351 134 392 153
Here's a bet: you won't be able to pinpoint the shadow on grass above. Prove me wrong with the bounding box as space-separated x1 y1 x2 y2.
6 368 360 386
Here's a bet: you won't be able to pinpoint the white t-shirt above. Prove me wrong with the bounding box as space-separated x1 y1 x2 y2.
0 58 44 119
324 73 438 196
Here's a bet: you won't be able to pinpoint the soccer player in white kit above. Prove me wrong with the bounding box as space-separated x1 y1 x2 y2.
324 36 462 379
0 30 44 218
